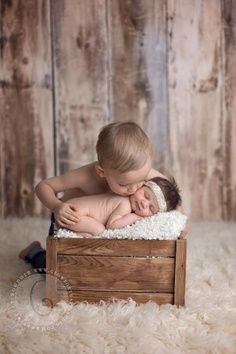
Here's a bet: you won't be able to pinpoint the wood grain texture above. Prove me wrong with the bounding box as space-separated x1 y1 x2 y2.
168 0 223 219
174 239 186 306
46 237 186 306
51 0 110 174
0 0 54 216
56 237 176 257
0 98 4 216
1 1 235 220
46 236 58 306
108 0 169 171
57 254 175 292
57 289 174 305
222 0 236 219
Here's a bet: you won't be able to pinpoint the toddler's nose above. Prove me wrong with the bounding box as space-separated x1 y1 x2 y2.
128 185 138 194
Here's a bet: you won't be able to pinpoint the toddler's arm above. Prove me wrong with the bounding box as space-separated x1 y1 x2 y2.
35 166 90 209
148 167 168 180
35 164 94 226
176 204 189 239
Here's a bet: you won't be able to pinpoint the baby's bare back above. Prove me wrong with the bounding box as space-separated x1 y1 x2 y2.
68 193 129 224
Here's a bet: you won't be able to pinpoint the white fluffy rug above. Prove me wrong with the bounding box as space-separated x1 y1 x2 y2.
0 218 236 354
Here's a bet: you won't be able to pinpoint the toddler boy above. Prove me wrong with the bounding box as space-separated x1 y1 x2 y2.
19 122 185 270
34 121 164 228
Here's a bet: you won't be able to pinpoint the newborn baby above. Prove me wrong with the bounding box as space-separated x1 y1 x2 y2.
62 177 181 237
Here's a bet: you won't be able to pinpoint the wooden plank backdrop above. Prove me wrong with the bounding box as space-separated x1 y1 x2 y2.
168 0 223 219
0 0 54 217
109 0 169 173
51 0 110 174
0 0 235 220
222 0 236 219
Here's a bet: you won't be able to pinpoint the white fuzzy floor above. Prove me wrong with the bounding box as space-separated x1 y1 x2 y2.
0 218 236 354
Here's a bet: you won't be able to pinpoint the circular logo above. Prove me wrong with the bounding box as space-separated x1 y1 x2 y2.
10 268 73 331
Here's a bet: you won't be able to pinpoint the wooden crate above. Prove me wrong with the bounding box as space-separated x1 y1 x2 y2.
46 237 187 307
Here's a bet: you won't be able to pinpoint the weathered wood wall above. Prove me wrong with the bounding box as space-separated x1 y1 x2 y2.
0 0 235 220
0 0 54 217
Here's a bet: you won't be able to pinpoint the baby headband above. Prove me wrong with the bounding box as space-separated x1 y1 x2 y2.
144 181 167 212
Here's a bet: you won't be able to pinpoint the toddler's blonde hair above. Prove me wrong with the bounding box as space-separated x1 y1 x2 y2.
96 121 153 172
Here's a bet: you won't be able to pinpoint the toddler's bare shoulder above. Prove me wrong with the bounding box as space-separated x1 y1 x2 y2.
66 162 95 180
71 162 106 192
148 168 168 180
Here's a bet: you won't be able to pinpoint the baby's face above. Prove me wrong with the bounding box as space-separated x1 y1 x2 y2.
129 186 158 217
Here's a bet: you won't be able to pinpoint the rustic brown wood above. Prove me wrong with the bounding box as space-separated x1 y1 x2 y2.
108 0 169 171
0 0 54 217
174 239 187 306
56 237 176 257
51 0 110 174
222 0 236 219
0 113 4 216
1 1 236 220
46 237 58 306
46 236 187 307
57 290 174 305
167 0 223 219
57 254 175 292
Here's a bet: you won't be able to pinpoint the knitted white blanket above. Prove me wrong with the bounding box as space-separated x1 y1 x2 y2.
56 210 187 240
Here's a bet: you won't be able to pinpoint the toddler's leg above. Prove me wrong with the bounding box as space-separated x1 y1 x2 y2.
18 213 56 275
49 212 57 235
19 241 46 274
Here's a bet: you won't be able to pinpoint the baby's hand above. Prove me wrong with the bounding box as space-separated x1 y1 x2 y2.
53 202 80 228
80 232 94 238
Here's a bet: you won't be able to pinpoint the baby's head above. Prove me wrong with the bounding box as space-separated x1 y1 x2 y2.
129 177 182 217
95 122 153 196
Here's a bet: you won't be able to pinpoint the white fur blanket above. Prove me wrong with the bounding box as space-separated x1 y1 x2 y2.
1 218 235 353
56 210 187 240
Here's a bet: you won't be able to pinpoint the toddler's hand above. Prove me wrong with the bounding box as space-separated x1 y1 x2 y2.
179 221 189 239
53 202 80 228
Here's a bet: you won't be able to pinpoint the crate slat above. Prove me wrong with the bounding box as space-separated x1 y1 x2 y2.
174 240 187 306
56 238 176 257
46 237 186 307
46 237 58 306
57 255 175 292
57 289 174 305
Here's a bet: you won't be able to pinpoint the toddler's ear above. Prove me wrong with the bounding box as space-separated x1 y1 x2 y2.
95 163 105 177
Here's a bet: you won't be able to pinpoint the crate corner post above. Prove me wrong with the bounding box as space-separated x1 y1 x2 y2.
46 236 58 307
174 239 187 306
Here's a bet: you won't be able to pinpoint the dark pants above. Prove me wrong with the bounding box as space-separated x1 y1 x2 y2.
26 213 56 274
29 250 46 272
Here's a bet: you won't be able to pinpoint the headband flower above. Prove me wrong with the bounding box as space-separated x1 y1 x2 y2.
144 181 167 212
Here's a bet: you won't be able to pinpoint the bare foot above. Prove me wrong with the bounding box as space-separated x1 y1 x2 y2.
18 241 42 260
